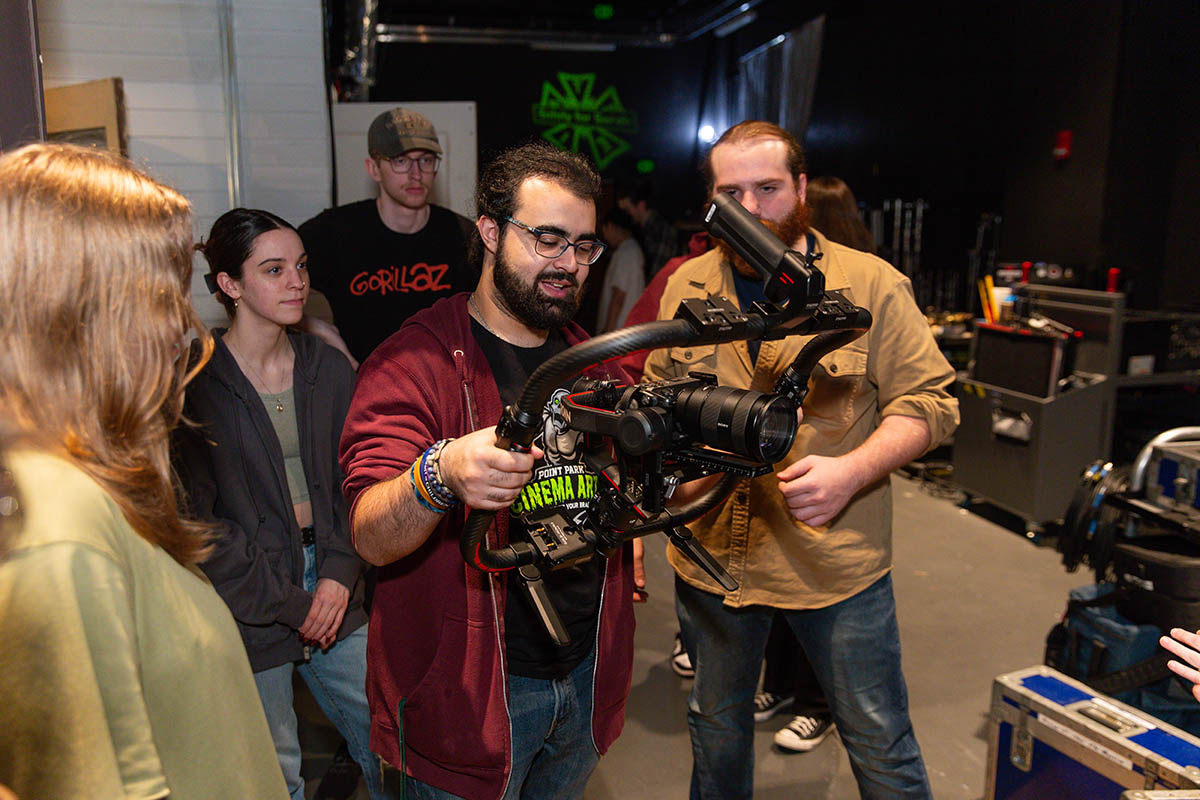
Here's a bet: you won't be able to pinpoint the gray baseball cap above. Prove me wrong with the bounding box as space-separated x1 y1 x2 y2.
368 108 442 157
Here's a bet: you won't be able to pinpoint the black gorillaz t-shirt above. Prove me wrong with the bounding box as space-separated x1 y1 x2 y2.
470 319 604 679
298 200 478 363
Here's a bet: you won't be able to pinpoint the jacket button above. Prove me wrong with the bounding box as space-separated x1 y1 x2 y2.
684 350 692 359
258 515 266 523
829 363 838 374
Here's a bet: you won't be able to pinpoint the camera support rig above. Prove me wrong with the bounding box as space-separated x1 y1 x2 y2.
460 193 874 645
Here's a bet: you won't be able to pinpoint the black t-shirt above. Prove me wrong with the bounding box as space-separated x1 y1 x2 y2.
470 319 604 679
298 200 478 363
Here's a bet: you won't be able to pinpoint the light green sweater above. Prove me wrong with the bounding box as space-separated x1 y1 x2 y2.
0 450 287 799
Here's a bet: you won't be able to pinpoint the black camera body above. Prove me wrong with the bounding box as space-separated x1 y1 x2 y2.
567 370 796 487
515 370 795 583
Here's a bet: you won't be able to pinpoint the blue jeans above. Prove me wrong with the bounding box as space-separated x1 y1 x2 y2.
404 650 600 800
675 573 930 800
254 544 387 800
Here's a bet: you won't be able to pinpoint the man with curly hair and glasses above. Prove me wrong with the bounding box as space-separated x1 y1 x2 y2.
340 141 636 800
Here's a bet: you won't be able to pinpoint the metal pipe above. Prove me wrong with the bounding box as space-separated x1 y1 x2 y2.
374 1 770 50
217 0 242 207
376 23 669 49
1130 426 1200 493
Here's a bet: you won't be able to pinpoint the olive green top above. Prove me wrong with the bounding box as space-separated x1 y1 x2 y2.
259 386 310 506
0 450 288 800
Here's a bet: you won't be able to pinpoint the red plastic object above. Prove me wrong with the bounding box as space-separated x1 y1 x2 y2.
1053 130 1073 160
1106 267 1120 293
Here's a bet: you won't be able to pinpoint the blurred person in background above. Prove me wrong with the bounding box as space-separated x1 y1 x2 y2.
807 176 876 254
616 178 680 279
596 207 645 333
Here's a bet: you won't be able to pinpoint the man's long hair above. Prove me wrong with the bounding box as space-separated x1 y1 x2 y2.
0 143 214 566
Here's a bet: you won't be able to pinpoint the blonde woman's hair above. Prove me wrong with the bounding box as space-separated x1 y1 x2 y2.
0 143 215 565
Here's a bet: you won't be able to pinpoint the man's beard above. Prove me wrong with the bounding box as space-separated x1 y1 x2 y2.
717 196 811 278
492 247 584 332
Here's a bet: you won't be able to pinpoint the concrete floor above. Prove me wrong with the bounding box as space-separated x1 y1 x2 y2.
299 472 1086 799
586 474 1085 800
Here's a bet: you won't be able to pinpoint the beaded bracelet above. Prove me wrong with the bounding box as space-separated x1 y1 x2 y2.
419 449 453 506
423 439 458 507
431 439 452 487
410 460 452 514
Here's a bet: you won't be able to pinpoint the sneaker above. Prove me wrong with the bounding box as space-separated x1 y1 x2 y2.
314 740 362 800
773 714 835 752
670 633 695 678
753 691 795 722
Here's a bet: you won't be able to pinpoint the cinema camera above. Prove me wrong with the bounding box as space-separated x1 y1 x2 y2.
460 194 874 644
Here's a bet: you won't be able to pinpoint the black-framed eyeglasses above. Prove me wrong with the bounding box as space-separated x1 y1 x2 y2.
381 153 441 174
504 216 606 265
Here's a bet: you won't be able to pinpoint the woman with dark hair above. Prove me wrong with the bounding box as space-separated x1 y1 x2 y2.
174 208 383 799
807 176 876 254
0 143 287 798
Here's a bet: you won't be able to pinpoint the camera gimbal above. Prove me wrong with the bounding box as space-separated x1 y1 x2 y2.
460 193 873 644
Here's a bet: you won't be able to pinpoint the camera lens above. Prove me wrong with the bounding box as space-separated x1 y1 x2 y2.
674 385 797 462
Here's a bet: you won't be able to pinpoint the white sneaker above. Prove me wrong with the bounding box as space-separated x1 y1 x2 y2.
773 714 835 752
670 634 695 678
752 692 794 722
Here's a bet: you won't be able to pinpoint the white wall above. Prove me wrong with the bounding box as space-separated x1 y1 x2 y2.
36 0 332 328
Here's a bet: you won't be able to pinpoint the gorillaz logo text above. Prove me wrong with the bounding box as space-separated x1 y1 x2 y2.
349 262 452 296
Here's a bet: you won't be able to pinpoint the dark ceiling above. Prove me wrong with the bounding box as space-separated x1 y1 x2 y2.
375 0 766 43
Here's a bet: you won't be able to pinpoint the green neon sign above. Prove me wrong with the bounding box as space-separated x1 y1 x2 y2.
531 72 638 171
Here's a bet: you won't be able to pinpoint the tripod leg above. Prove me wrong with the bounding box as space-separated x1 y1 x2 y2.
517 564 571 646
666 526 738 592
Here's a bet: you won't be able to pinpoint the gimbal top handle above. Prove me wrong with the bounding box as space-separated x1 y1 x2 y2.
705 194 825 314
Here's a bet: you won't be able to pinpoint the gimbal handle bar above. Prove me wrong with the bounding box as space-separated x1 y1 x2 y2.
458 306 872 571
459 315 768 572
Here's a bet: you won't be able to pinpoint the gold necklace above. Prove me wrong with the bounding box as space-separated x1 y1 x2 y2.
225 336 289 412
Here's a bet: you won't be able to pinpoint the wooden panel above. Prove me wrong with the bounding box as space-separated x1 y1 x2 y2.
44 77 126 154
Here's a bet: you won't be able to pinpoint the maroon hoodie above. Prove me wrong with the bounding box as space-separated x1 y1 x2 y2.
340 292 635 800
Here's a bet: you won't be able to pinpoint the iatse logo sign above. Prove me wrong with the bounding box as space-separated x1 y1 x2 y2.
532 72 638 170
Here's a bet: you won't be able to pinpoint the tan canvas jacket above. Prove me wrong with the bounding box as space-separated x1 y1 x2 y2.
643 231 958 608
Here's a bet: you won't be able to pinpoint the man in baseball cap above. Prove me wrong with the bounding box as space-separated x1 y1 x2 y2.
368 107 443 156
298 107 476 364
